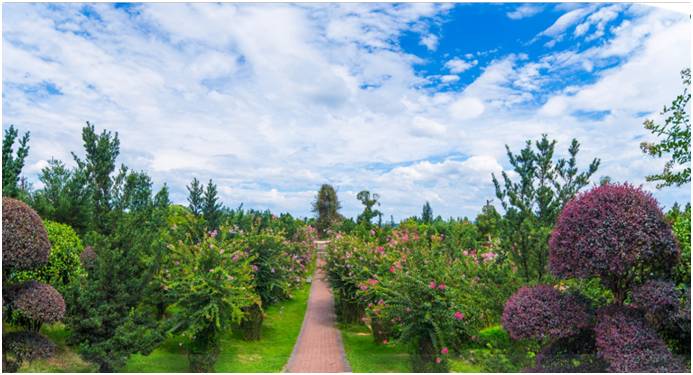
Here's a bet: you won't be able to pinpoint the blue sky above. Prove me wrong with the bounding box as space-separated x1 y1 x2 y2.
2 2 691 220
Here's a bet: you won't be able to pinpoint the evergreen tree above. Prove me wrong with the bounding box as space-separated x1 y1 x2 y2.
2 125 30 199
475 200 501 242
356 190 382 229
421 201 433 224
492 135 599 282
202 179 223 231
71 122 121 234
31 159 93 235
186 177 204 216
641 68 691 188
311 184 342 237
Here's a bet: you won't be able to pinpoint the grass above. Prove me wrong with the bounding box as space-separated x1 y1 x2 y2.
338 323 411 372
123 282 311 372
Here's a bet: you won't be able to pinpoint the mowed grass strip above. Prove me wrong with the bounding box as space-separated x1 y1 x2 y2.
123 282 311 372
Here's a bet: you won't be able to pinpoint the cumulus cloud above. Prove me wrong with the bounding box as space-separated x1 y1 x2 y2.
507 4 543 20
444 57 478 73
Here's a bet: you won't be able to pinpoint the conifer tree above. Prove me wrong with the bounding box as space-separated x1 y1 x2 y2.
312 184 342 237
2 125 30 199
421 201 433 224
202 179 223 231
186 177 204 216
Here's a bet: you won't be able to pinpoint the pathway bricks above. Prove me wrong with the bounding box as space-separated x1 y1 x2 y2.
285 241 351 373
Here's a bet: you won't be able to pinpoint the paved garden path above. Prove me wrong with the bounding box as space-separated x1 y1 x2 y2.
285 241 351 373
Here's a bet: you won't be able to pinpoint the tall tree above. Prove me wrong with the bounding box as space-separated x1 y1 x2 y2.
202 179 223 231
72 122 121 234
2 125 30 199
186 177 204 216
421 201 433 224
641 68 691 188
356 190 382 229
475 200 501 242
31 159 93 234
492 134 599 282
311 184 342 237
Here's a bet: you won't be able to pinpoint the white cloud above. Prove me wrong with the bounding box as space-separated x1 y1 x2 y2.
440 74 459 83
444 57 477 73
507 4 543 20
419 33 439 51
449 97 485 120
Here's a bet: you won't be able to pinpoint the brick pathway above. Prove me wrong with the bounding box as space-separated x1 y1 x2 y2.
285 242 351 373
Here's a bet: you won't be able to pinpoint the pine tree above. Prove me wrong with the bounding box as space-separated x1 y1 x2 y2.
421 201 433 224
186 177 204 216
492 135 599 282
202 179 223 231
2 125 31 199
356 190 382 229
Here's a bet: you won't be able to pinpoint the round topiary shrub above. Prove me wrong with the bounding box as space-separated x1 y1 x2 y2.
502 285 592 341
631 280 680 330
549 184 679 302
12 281 66 324
2 198 51 271
2 331 57 372
80 245 97 268
594 305 683 372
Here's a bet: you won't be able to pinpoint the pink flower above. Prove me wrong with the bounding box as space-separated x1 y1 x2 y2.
370 229 376 236
367 278 379 286
441 347 449 355
252 265 259 272
389 266 396 273
382 339 388 344
435 357 442 364
438 283 446 290
429 281 437 289
209 229 218 238
454 311 465 320
359 285 368 291
378 299 384 305
376 246 384 254
462 250 469 256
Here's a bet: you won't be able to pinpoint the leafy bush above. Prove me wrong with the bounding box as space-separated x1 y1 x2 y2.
2 331 56 372
502 285 592 341
594 305 683 372
163 227 258 372
631 280 681 329
79 245 96 268
11 220 84 294
549 183 679 302
2 197 51 270
12 281 65 325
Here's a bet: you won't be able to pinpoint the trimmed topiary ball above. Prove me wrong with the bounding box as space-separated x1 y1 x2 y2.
549 184 679 287
595 305 683 372
80 245 97 268
502 285 592 341
2 331 57 372
12 281 66 324
530 330 607 373
2 198 51 270
631 280 681 330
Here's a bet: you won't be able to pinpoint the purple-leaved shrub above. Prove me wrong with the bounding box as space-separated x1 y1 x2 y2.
12 281 66 324
2 198 51 270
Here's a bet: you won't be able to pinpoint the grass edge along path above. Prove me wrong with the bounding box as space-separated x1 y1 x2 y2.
123 282 311 372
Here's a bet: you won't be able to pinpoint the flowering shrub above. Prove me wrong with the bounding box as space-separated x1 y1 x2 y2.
2 331 56 372
502 285 592 341
163 227 258 372
594 305 683 372
549 184 679 301
2 198 51 270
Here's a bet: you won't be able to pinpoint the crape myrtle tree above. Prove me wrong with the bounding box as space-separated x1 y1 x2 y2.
2 198 66 372
502 184 688 372
641 68 691 188
492 135 600 283
312 183 342 237
2 125 31 200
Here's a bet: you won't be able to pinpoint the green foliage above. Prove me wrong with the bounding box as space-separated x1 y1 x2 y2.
71 122 122 235
163 227 258 372
30 159 93 235
492 135 599 282
186 177 204 216
64 183 169 372
11 220 84 295
641 68 691 188
668 203 691 288
421 201 433 224
2 125 31 199
312 184 342 237
202 179 223 231
356 190 382 229
475 200 501 242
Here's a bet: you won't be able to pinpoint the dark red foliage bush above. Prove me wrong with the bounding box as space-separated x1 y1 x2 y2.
549 184 679 285
594 305 683 373
530 330 607 373
2 198 51 270
2 331 56 362
631 280 681 329
80 245 97 267
502 285 592 341
12 281 66 323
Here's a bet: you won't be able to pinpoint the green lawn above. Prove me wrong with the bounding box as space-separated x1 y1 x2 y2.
19 324 98 373
123 283 311 372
